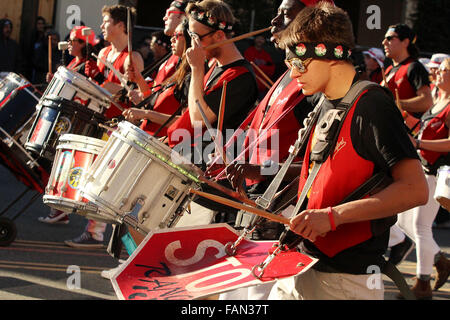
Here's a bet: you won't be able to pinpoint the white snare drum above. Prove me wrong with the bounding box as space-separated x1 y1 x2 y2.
43 134 115 224
434 165 450 211
44 66 112 114
81 121 203 234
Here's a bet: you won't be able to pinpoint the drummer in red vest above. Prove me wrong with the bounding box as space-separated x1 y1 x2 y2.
63 5 144 249
87 5 144 119
382 24 433 131
269 2 428 300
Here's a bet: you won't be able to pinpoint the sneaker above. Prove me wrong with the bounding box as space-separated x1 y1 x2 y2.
38 210 69 224
388 237 415 266
64 232 104 248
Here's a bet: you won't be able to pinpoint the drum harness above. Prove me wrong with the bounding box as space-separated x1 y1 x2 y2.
224 80 415 299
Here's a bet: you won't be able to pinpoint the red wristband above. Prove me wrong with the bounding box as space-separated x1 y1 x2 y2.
327 206 336 231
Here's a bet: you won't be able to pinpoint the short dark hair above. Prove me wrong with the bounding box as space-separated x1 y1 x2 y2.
279 2 355 52
102 5 136 33
388 23 419 59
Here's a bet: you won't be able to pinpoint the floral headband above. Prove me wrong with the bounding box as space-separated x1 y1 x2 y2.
288 42 352 60
188 9 234 32
170 0 188 12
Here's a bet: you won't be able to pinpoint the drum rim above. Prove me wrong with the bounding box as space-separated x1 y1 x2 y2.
58 133 107 148
55 66 113 100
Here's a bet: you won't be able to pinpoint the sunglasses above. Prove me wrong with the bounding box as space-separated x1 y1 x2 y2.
187 28 216 40
384 35 399 41
285 58 312 73
68 39 84 44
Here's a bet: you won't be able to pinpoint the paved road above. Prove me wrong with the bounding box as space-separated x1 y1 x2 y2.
0 163 449 301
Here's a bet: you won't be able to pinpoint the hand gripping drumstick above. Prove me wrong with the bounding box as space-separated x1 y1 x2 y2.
205 27 271 51
189 189 290 225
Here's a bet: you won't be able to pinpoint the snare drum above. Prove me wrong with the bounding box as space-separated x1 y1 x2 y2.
44 66 112 114
0 73 40 135
434 166 450 211
81 121 203 234
25 96 106 160
43 134 115 223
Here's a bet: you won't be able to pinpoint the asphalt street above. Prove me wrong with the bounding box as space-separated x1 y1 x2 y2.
0 162 449 301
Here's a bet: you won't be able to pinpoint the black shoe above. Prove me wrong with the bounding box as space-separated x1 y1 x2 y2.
389 237 415 266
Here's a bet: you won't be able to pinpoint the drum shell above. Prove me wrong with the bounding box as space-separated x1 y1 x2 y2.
45 66 112 114
25 96 106 161
0 73 40 135
434 165 450 211
81 121 201 234
42 134 116 223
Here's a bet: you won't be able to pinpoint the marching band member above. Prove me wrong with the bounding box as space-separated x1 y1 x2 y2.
38 25 101 225
394 58 450 299
123 19 193 138
164 0 258 218
269 2 427 300
382 23 433 130
65 5 144 248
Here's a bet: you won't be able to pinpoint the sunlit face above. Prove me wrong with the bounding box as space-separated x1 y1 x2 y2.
171 24 186 57
436 62 450 91
163 7 185 36
101 14 123 42
68 36 85 58
270 0 304 44
188 18 219 59
382 30 408 61
286 54 331 96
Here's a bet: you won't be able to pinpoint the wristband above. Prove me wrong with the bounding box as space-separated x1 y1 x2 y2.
327 206 336 231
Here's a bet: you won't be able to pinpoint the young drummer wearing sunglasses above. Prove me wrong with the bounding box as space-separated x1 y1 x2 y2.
269 2 428 300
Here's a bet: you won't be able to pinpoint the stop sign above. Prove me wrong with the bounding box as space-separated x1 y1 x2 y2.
111 223 317 300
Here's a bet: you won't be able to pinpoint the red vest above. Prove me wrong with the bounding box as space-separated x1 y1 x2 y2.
244 71 304 185
140 84 181 137
98 46 130 119
153 54 179 89
298 90 375 257
384 57 420 129
167 63 250 148
419 102 450 165
67 57 85 70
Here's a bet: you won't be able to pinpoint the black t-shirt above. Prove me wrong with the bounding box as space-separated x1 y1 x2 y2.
387 58 430 92
295 83 419 274
203 59 258 132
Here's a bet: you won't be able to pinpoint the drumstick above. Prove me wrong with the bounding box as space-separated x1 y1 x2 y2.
48 35 52 74
189 189 290 225
381 67 387 87
250 61 274 86
205 27 271 51
216 80 227 163
127 7 134 69
81 27 92 64
255 74 272 90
